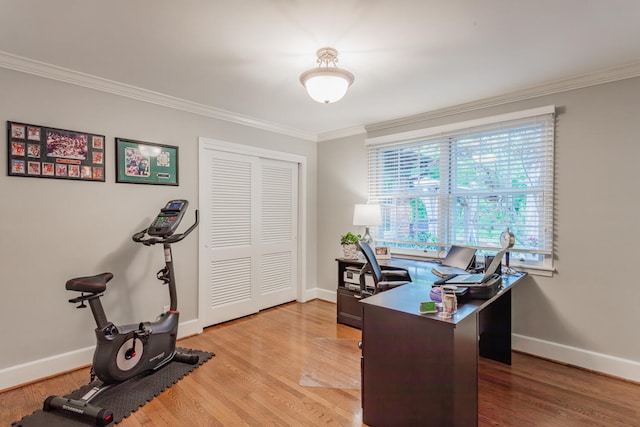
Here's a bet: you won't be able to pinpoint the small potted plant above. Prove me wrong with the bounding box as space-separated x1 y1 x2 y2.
340 231 361 259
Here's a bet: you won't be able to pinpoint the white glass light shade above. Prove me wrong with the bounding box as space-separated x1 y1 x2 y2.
353 204 382 226
300 68 354 104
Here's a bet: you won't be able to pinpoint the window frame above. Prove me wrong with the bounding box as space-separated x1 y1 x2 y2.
365 106 555 272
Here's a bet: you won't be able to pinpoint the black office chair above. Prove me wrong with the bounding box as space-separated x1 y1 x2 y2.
357 241 411 296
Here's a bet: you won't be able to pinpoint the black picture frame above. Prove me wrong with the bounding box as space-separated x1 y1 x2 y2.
115 138 179 185
7 121 105 182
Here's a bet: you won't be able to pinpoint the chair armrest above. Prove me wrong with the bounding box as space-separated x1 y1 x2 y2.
379 280 410 287
381 269 411 282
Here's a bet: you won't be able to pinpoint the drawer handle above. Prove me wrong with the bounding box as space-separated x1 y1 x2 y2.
354 294 362 299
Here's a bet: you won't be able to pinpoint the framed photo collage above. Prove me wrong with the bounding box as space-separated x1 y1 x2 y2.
7 121 105 182
6 121 180 185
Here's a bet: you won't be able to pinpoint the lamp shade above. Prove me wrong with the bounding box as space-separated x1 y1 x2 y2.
353 204 382 226
300 68 353 104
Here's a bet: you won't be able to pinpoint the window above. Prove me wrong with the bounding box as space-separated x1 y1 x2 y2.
367 106 555 269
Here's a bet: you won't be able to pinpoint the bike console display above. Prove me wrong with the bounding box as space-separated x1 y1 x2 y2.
147 199 189 237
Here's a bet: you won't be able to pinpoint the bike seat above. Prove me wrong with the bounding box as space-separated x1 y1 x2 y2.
66 272 113 294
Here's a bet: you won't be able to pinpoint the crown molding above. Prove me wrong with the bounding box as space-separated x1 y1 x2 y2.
0 51 317 142
317 124 366 142
365 62 640 134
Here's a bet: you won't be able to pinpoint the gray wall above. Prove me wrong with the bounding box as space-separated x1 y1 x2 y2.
0 67 317 370
318 77 640 378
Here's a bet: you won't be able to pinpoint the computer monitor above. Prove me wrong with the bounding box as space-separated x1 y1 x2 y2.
442 246 477 270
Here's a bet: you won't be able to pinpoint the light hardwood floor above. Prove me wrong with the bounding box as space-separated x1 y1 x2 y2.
1 300 639 426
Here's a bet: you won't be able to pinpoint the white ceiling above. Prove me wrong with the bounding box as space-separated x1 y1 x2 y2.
1 1 640 140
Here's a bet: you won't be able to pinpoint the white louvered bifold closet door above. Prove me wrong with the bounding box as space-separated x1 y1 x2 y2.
200 149 298 327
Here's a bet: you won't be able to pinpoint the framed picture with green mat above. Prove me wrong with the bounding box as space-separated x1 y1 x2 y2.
115 137 179 185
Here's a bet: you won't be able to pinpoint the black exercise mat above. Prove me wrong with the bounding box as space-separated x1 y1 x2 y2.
12 348 214 426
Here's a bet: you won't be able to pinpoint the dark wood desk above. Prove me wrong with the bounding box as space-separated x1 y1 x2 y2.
357 259 527 427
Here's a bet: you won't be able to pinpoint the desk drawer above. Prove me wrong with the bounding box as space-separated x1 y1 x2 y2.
337 288 362 329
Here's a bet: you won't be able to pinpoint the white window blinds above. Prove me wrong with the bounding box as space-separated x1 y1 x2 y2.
367 107 555 263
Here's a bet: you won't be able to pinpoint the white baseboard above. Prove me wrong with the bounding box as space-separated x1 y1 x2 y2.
177 319 203 338
300 288 316 302
0 319 204 392
314 288 337 303
0 345 94 392
300 287 336 303
513 333 640 382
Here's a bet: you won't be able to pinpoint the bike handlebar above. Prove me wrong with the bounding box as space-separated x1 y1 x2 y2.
132 210 199 246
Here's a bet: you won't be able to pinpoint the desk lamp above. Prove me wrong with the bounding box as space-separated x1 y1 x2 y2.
353 204 381 244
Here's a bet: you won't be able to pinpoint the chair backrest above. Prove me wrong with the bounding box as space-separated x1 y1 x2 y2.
358 241 383 284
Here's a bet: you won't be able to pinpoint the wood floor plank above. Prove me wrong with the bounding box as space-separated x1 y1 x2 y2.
1 300 639 426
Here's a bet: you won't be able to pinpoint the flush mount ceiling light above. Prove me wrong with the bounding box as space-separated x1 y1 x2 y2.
300 47 354 104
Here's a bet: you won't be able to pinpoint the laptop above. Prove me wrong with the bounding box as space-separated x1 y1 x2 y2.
442 245 477 270
431 245 477 277
444 249 506 285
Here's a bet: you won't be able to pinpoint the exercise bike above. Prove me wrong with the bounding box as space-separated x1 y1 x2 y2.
44 199 199 426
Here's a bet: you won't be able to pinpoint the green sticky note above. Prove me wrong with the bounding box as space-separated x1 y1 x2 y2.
420 301 436 313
